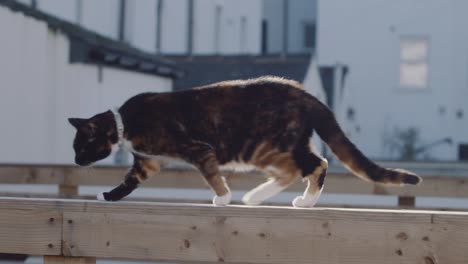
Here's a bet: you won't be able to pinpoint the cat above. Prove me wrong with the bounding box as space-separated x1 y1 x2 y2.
68 76 421 207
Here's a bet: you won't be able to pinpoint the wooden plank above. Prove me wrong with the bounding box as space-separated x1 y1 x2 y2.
0 208 61 256
0 197 467 263
0 164 468 198
44 256 96 264
1 192 467 211
57 198 468 264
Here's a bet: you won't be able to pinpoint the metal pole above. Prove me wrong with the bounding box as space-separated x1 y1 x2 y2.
187 0 194 55
76 0 82 24
156 0 164 54
282 0 289 57
118 0 126 41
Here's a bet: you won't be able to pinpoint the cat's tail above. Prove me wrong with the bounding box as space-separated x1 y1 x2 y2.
313 106 422 186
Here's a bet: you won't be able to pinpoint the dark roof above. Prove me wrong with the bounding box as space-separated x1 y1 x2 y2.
164 54 312 90
0 0 184 79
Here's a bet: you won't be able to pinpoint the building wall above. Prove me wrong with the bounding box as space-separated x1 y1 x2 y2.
23 0 264 55
192 0 262 54
287 0 316 54
34 0 121 39
317 0 468 160
37 0 80 23
124 0 157 52
78 0 121 39
160 0 189 54
261 0 283 54
0 7 172 164
262 0 317 54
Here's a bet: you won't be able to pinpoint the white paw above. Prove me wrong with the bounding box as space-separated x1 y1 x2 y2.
212 191 232 206
241 180 285 206
242 192 262 205
96 192 106 201
292 189 322 208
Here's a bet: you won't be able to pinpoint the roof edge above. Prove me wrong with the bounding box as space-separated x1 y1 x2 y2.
0 0 184 78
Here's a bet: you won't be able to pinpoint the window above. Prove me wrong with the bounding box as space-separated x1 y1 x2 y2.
399 37 429 89
303 22 316 49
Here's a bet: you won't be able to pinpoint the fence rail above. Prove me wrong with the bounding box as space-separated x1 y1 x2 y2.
0 163 467 263
0 197 466 264
0 163 467 208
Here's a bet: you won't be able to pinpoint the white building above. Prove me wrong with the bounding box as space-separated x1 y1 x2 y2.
16 0 264 55
0 0 318 165
317 0 468 161
15 0 317 56
0 2 180 164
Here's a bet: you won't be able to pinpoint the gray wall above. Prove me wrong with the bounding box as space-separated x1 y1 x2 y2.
318 0 468 161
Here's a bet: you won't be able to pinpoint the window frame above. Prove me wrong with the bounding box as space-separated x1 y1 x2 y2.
398 36 430 90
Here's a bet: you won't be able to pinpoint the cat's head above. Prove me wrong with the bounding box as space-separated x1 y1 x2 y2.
68 110 118 166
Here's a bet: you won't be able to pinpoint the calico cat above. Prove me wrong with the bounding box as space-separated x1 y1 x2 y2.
68 76 421 207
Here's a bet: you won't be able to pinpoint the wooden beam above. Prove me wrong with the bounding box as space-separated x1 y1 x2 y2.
0 164 467 198
0 208 61 256
0 197 466 263
1 192 466 211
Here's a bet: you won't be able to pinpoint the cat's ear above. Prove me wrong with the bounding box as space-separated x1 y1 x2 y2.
68 118 87 129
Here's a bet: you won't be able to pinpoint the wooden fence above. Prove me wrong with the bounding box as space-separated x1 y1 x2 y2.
0 163 467 263
0 163 467 208
0 197 467 264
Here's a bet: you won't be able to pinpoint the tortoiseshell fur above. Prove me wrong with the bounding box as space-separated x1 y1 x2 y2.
69 76 421 207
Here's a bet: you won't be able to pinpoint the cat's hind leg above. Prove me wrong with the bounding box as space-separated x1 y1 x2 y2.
242 154 300 206
292 147 328 208
242 175 297 205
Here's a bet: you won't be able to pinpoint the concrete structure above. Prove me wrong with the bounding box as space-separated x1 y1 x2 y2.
0 2 177 164
317 0 468 161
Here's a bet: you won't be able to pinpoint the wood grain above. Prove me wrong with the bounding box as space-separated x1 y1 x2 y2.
0 209 61 256
58 199 468 264
0 197 467 263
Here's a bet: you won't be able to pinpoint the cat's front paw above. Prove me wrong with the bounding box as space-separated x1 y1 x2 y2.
97 192 108 201
97 192 119 201
212 191 232 206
